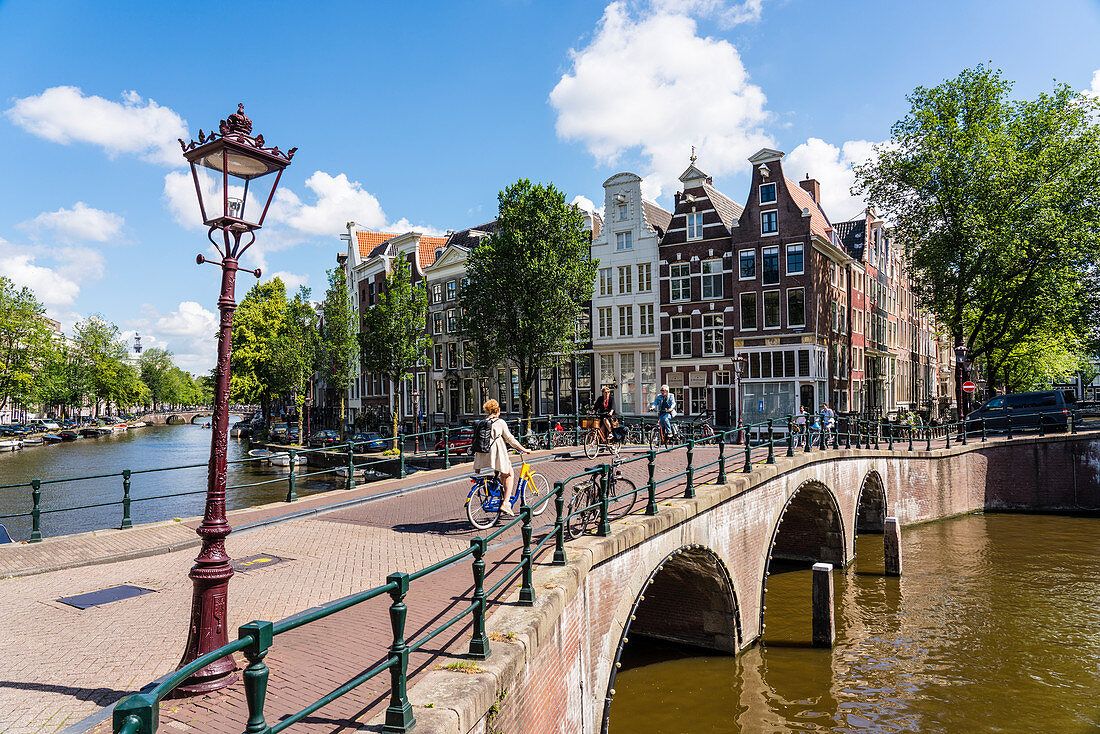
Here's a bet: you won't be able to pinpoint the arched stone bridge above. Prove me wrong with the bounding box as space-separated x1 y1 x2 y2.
399 432 1100 733
142 408 254 425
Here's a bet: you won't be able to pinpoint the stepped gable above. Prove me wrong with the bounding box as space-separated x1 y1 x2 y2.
642 199 672 236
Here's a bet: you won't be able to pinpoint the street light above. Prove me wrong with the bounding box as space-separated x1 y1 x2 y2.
954 344 969 419
175 104 295 694
732 355 748 444
411 388 421 453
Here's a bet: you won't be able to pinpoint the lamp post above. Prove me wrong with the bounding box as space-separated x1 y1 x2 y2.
954 344 969 420
732 355 747 443
411 388 421 453
175 104 295 694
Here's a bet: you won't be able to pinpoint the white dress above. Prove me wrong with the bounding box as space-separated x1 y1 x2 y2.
472 417 526 475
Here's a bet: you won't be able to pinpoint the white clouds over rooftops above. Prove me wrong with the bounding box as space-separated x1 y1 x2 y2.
17 202 124 243
784 138 879 223
126 301 219 374
550 2 774 198
6 87 188 166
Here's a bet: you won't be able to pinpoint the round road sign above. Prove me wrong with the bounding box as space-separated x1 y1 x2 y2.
962 381 977 393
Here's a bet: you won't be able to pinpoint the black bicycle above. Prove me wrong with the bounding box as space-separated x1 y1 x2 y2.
565 457 637 539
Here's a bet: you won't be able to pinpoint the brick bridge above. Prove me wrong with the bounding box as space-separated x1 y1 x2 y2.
142 407 254 425
404 432 1100 733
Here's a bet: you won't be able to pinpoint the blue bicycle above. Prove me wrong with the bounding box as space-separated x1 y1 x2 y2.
465 462 551 529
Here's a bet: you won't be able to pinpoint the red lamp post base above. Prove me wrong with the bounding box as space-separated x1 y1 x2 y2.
172 570 238 696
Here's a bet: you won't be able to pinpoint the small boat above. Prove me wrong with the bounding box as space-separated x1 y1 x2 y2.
248 448 275 465
111 423 128 432
230 422 250 438
335 466 366 477
269 452 306 467
59 430 80 440
127 421 147 429
0 439 21 451
43 433 64 443
22 436 45 445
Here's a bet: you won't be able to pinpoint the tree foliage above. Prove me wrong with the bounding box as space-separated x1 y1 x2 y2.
73 316 146 414
0 276 58 414
853 65 1100 392
459 179 597 424
320 266 358 427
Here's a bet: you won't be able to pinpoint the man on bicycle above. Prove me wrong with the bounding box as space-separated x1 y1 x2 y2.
652 384 677 441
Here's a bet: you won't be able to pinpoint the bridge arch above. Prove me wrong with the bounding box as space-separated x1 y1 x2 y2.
603 544 741 731
855 470 887 535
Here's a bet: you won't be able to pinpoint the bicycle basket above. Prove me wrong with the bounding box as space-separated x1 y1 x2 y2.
579 417 598 429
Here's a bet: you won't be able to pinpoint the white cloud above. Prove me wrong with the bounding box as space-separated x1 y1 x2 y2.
0 238 106 311
267 270 311 292
273 171 387 235
1087 68 1100 99
648 0 766 27
550 2 774 198
6 87 187 166
784 137 879 222
571 194 597 213
18 202 124 243
127 301 219 373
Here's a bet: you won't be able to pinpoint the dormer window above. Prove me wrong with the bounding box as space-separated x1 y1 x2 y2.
618 204 628 221
759 183 777 204
686 212 703 240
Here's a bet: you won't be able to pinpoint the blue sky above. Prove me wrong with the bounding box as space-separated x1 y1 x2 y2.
2 0 1098 371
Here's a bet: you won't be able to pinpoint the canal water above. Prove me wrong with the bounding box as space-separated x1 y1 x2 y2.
611 514 1100 733
0 423 345 541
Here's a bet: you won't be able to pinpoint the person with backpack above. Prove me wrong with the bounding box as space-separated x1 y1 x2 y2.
472 398 531 516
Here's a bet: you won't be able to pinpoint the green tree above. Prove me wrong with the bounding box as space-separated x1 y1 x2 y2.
320 266 358 431
35 345 84 417
73 316 133 416
359 256 430 443
283 286 319 440
853 65 1100 407
459 179 597 429
0 277 58 416
139 347 175 408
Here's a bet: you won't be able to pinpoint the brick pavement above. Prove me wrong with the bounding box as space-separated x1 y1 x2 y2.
0 430 1035 734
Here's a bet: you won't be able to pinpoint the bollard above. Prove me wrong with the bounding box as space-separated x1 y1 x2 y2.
766 420 775 464
385 572 416 731
285 450 297 502
1071 410 1078 434
786 418 795 457
647 449 658 515
884 517 902 576
811 563 835 648
1038 414 1045 437
30 478 42 542
744 433 753 472
468 539 491 658
443 427 450 470
908 427 914 452
346 442 355 490
844 420 851 450
819 422 827 450
1006 409 1013 440
888 427 894 451
553 481 567 565
598 466 612 536
121 470 133 529
945 425 951 449
240 620 274 734
518 506 535 606
399 444 406 479
685 440 696 498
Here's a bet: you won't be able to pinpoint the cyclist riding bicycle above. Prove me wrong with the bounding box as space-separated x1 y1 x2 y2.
594 385 617 443
652 384 678 441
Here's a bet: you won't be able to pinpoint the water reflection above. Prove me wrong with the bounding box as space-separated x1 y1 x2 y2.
611 515 1100 733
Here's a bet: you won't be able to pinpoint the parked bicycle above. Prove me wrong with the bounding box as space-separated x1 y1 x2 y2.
581 413 622 459
684 413 716 441
566 456 637 538
465 462 551 530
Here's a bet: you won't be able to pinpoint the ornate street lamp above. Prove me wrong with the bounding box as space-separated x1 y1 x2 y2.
732 355 748 444
411 389 421 453
175 104 295 694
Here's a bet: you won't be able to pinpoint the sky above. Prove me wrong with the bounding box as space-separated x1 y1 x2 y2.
2 0 1098 373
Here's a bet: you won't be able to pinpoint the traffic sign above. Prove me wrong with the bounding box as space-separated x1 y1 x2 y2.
962 381 977 393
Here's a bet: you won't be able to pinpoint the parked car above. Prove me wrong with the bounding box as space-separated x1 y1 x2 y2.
965 390 1074 433
434 427 475 456
28 418 61 431
351 432 388 453
308 430 340 448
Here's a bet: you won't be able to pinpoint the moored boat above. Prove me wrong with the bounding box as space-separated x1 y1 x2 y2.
0 439 21 451
22 436 45 446
127 421 147 429
269 452 306 467
43 433 63 443
247 448 275 465
59 430 80 440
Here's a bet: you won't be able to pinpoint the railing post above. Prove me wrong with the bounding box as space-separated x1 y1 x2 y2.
1038 414 1045 437
786 418 795 457
285 450 297 502
844 418 851 450
112 693 158 734
982 418 987 442
384 572 416 732
805 422 813 453
519 505 535 606
121 469 133 530
346 441 355 490
820 421 827 450
945 423 952 449
1071 409 1078 434
468 539 491 659
961 419 968 444
908 426 914 451
888 426 894 451
553 481 567 565
873 422 880 450
685 439 696 497
574 414 581 447
443 427 450 470
240 620 274 734
832 421 839 449
598 465 612 536
765 420 775 464
925 425 932 451
30 479 42 542
718 433 728 483
647 448 658 515
1006 408 1013 440
743 431 753 472
399 442 406 479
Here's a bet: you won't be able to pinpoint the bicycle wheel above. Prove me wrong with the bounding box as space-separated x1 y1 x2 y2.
527 472 552 516
648 426 661 450
566 484 595 539
583 429 599 459
610 475 637 516
465 483 500 530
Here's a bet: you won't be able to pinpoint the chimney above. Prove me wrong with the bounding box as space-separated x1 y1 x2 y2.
800 176 820 203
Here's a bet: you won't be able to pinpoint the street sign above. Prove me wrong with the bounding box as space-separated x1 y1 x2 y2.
758 400 764 411
962 381 977 393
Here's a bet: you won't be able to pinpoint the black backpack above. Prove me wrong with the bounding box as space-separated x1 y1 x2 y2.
472 418 497 454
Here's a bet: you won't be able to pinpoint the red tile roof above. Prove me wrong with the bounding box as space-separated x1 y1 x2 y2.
417 236 449 271
784 179 832 241
355 231 400 259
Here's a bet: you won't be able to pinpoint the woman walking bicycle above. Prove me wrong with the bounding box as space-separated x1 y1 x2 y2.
471 398 531 516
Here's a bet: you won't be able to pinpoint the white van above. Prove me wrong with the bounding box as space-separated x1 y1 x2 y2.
28 418 60 431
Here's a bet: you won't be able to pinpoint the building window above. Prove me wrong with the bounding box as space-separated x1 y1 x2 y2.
740 292 757 330
686 212 703 240
599 267 613 297
446 280 457 301
701 258 722 299
368 282 376 305
762 246 780 285
600 354 615 388
618 305 633 337
462 342 472 368
640 352 656 411
764 290 781 328
618 203 628 221
761 210 778 235
787 288 805 327
432 348 443 370
620 353 636 413
639 303 654 336
799 349 810 377
616 231 633 251
431 283 442 304
670 263 690 301
575 311 591 343
760 183 777 204
446 309 457 333
432 312 443 335
703 314 723 355
786 243 804 275
598 307 613 338
447 342 458 369
618 265 632 294
637 263 652 292
671 316 692 357
739 250 756 280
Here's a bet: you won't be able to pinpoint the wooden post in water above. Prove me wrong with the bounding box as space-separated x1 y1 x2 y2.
884 517 902 576
811 562 835 648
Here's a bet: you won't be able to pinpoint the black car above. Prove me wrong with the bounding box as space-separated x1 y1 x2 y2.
308 430 341 448
965 390 1074 433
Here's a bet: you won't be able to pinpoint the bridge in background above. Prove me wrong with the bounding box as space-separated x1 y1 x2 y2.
141 407 255 425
